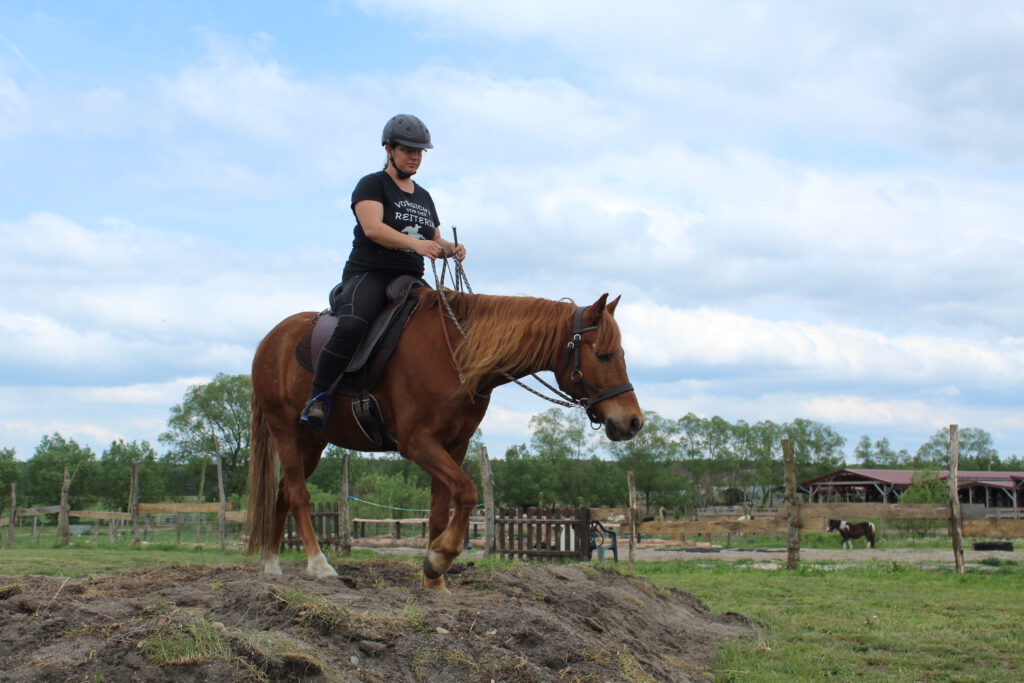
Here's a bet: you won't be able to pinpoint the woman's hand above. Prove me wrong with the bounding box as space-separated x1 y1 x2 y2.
412 239 446 260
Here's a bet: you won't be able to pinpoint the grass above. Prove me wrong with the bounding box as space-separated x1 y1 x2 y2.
632 560 1024 682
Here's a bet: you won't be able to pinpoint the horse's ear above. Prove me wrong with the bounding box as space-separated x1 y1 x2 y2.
606 295 621 316
587 293 610 321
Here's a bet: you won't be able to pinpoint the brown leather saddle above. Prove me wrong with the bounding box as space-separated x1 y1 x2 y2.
294 274 425 449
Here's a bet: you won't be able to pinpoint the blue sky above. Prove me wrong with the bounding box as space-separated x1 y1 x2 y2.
2 1 1023 461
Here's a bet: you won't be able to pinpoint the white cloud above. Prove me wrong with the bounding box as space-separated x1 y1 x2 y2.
619 302 1024 386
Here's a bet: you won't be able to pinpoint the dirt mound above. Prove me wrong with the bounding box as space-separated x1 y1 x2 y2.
0 559 759 682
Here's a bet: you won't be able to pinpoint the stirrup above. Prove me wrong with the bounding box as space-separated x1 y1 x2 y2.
299 392 332 431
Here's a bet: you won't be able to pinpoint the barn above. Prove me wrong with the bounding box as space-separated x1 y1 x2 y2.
798 468 1024 509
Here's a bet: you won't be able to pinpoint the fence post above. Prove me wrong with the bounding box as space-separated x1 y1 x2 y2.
627 471 636 571
339 450 352 556
58 467 71 547
7 482 15 547
782 438 801 570
130 462 140 546
479 446 496 557
216 447 227 551
948 424 965 575
578 506 591 561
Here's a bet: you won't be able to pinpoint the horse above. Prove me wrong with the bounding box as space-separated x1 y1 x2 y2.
245 288 643 591
826 519 876 549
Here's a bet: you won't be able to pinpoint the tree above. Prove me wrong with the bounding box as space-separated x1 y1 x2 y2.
160 373 252 499
895 470 947 536
96 440 165 509
528 408 597 505
783 418 846 477
23 433 99 508
492 444 544 507
1 447 23 516
914 427 1000 470
606 410 681 508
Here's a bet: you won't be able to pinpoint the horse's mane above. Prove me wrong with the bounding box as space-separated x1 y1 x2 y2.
424 290 621 396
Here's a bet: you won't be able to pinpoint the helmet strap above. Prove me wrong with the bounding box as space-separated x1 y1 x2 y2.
386 146 414 180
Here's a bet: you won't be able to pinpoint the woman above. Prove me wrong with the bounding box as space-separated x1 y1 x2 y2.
301 114 467 430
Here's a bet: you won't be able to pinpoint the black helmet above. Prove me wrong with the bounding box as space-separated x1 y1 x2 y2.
381 114 433 149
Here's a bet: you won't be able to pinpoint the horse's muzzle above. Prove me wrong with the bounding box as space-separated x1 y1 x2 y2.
606 414 643 441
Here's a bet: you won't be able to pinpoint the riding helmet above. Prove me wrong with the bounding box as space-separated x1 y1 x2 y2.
381 114 433 149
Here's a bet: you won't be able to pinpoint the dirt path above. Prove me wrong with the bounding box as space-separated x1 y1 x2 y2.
628 545 1024 567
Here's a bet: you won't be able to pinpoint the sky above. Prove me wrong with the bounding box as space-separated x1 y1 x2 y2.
1 1 1023 463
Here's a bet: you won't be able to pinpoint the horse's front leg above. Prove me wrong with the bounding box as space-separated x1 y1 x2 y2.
408 443 477 592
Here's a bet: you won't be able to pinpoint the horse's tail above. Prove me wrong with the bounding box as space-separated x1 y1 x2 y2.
245 395 279 559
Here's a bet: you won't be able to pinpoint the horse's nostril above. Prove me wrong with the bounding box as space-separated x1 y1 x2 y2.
630 416 641 433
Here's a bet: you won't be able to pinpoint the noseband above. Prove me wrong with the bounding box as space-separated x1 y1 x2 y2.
562 306 635 426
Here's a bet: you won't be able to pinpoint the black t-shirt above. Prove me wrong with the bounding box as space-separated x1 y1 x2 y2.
344 171 440 277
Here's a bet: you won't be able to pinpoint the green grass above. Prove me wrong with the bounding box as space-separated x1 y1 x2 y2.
632 560 1024 682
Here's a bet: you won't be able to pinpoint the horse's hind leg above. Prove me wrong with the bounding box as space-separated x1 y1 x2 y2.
265 418 336 579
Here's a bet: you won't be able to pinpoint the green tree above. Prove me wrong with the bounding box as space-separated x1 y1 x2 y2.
783 418 846 477
96 440 166 509
1 447 23 516
914 427 1000 470
606 410 681 508
24 433 99 508
160 373 252 499
529 408 596 505
492 444 544 508
895 470 947 536
736 419 786 507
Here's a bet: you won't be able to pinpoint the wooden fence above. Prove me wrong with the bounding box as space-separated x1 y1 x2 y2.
494 507 593 561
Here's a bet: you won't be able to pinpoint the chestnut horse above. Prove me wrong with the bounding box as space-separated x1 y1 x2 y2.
245 288 643 590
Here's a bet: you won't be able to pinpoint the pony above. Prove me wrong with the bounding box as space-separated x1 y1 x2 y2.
826 519 876 549
245 288 643 591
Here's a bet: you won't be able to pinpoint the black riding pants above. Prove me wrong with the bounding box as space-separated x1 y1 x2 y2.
309 270 402 397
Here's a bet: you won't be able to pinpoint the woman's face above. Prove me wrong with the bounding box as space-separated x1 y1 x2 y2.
390 144 424 176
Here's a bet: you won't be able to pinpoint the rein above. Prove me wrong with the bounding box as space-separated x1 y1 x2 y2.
429 255 633 428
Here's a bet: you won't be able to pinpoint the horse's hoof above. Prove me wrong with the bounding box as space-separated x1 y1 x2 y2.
421 573 450 593
423 549 452 580
307 552 338 579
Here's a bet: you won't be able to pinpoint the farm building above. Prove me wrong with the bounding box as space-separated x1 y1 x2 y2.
799 468 1024 509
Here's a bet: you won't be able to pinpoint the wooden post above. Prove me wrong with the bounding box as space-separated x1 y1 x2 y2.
627 471 637 571
58 467 71 546
7 483 15 547
782 438 800 570
196 457 206 543
339 450 351 556
948 424 965 575
479 446 496 557
130 462 140 546
215 446 227 551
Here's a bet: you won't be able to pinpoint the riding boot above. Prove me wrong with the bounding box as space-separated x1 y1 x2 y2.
300 344 353 430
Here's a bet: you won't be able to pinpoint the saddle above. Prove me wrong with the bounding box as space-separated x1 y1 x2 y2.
294 274 426 449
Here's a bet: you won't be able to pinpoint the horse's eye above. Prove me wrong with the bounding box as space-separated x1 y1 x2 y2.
596 352 613 363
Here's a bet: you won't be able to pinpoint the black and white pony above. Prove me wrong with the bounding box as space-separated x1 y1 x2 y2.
826 519 876 549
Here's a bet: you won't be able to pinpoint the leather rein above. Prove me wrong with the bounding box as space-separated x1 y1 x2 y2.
431 257 634 428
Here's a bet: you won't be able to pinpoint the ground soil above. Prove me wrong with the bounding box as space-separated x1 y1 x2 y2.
0 557 760 682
